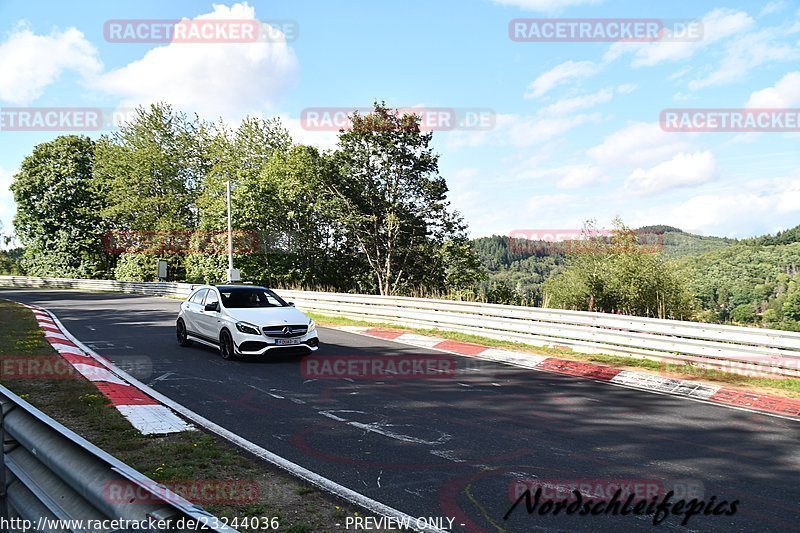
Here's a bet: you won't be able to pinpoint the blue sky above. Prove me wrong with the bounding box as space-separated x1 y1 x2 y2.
1 0 799 241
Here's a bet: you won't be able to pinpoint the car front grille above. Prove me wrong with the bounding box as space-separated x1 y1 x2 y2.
262 325 308 338
239 341 269 352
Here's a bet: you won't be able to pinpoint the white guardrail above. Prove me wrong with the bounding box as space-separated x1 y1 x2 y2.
2 276 800 378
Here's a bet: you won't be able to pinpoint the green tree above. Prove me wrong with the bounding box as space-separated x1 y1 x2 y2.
544 220 693 319
188 116 293 284
11 135 110 277
783 281 800 321
326 102 460 295
731 304 756 323
94 103 207 230
94 103 211 280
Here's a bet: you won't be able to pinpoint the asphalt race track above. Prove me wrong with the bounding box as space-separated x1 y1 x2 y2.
3 289 799 532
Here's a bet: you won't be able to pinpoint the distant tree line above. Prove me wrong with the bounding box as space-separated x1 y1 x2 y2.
472 222 800 329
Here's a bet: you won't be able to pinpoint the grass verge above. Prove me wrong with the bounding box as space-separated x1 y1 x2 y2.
309 312 800 399
0 300 395 532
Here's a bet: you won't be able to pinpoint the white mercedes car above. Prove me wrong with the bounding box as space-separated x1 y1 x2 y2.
176 285 319 359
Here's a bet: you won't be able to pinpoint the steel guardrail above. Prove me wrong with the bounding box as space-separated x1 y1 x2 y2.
0 382 233 532
1 275 798 377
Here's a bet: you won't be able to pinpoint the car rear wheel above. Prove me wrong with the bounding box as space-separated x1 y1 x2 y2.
219 330 237 360
176 319 193 347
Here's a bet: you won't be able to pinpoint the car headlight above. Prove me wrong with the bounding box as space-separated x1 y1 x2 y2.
308 319 316 333
235 322 261 335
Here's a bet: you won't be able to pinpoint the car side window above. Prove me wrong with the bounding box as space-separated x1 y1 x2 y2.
189 289 207 304
265 293 283 307
204 290 219 308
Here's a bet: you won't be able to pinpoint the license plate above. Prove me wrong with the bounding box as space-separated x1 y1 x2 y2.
275 338 301 346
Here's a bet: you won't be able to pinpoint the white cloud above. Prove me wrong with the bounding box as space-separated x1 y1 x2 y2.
587 122 693 167
603 9 754 68
444 114 518 149
625 151 717 195
557 164 605 188
528 193 577 214
688 28 799 90
542 88 614 115
541 84 636 115
524 60 601 99
93 2 298 120
631 176 800 237
508 112 601 146
745 71 800 107
0 24 101 105
450 168 480 182
444 112 598 149
491 0 601 13
759 1 789 17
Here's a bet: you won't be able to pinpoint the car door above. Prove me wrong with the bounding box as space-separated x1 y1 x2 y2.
195 288 221 342
181 288 207 336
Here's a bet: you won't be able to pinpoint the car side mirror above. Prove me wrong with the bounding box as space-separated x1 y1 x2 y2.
204 302 219 312
287 302 295 307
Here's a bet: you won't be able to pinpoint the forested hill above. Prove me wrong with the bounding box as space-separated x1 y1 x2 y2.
471 224 800 329
472 226 735 273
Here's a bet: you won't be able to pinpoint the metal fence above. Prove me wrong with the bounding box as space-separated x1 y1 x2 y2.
2 276 799 377
0 383 231 532
280 292 800 378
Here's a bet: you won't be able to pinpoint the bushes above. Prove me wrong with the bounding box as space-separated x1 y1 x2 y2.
542 223 694 319
730 304 756 323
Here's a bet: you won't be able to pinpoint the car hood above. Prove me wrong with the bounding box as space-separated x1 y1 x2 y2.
224 306 311 327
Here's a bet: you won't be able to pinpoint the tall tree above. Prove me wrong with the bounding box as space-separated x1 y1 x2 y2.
94 103 211 280
327 102 461 295
187 116 292 284
94 103 208 231
11 135 109 277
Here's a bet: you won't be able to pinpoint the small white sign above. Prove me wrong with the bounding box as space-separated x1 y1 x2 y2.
157 259 168 280
227 268 241 282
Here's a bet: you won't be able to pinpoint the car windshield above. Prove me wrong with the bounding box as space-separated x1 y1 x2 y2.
219 288 288 308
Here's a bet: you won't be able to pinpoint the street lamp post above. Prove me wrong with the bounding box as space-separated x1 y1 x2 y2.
226 178 240 283
223 153 269 284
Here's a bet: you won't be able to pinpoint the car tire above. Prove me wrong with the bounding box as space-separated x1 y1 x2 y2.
176 319 193 347
219 330 237 360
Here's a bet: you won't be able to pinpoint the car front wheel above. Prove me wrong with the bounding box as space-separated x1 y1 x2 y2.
219 330 237 360
176 319 193 347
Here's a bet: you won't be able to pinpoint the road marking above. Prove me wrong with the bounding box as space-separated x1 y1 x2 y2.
148 372 175 386
46 315 445 532
430 450 466 463
319 410 452 446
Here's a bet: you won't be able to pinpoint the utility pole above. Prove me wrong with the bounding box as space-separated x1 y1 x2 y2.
226 178 240 283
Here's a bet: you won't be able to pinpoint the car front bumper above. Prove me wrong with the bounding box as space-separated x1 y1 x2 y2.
233 334 319 356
